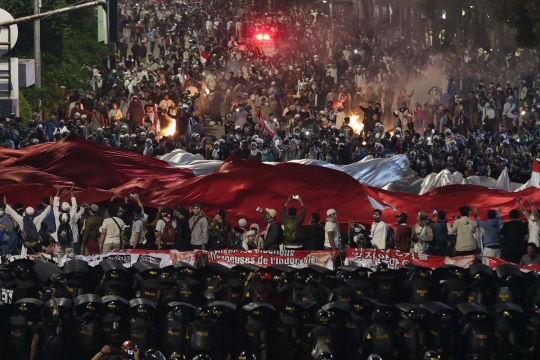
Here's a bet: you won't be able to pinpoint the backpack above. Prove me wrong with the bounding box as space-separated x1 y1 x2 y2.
283 218 300 245
160 220 176 247
22 215 39 247
56 214 73 245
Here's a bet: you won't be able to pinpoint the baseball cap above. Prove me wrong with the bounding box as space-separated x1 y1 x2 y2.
265 208 277 218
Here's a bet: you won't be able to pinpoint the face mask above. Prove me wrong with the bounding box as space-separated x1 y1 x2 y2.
0 210 4 216
459 105 464 111
262 149 268 154
251 150 258 156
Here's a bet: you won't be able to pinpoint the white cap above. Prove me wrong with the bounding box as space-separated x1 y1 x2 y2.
25 207 35 216
327 209 336 216
294 114 301 119
61 202 71 211
235 125 241 130
238 218 247 227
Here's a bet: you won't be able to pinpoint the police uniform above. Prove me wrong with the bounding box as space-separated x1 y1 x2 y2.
74 294 104 360
242 303 277 360
360 306 399 360
128 298 157 353
395 303 429 360
457 303 495 359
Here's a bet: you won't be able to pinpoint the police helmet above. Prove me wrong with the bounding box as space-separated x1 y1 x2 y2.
15 264 30 279
107 269 123 280
336 271 352 284
423 351 441 360
168 352 186 360
372 306 392 323
129 298 156 318
144 349 166 360
103 296 128 314
316 310 332 325
195 307 210 321
318 352 333 360
191 355 212 360
438 310 455 324
377 263 389 272
121 340 137 359
50 273 67 286
294 270 307 284
179 267 195 277
237 351 257 360
418 267 430 279
366 355 382 360
169 305 184 321
409 308 427 322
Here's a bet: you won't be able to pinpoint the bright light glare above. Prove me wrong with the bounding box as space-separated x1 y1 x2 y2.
162 120 176 137
256 34 270 40
349 115 365 133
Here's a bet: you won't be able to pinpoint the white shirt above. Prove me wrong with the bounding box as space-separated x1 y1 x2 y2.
370 221 388 249
100 217 125 245
324 220 341 248
5 204 52 237
503 102 516 119
156 218 177 233
53 196 85 243
528 217 540 247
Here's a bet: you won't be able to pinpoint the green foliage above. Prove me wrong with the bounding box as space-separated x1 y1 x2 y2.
0 0 108 113
21 87 64 119
19 91 32 123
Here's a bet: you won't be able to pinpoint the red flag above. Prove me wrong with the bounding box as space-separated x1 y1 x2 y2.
532 158 540 189
257 111 275 138
200 51 210 64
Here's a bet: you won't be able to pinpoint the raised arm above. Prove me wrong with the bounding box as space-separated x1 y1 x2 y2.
517 197 530 220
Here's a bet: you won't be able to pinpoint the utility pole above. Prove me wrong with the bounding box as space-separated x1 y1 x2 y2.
34 0 41 89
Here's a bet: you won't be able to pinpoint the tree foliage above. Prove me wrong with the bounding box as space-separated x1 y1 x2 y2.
0 0 108 115
411 0 540 48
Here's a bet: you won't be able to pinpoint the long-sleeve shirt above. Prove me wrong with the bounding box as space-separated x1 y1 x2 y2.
474 213 501 247
370 221 388 250
5 204 52 236
82 214 102 244
477 104 495 120
190 215 208 246
447 217 479 252
53 196 85 244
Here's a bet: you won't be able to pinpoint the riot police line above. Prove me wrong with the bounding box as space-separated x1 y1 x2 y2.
0 256 540 360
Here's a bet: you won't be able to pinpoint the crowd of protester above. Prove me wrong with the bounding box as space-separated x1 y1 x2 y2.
1 186 539 268
2 187 540 360
0 0 539 184
3 2 540 360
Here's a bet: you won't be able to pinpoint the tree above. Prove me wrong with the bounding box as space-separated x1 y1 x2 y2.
492 0 540 48
0 0 108 116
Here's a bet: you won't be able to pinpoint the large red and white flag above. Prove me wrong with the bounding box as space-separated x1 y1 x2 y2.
532 158 540 188
257 111 275 138
200 51 210 64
